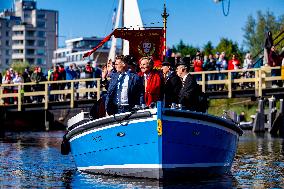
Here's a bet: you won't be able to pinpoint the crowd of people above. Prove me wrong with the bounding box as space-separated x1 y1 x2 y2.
1 44 284 109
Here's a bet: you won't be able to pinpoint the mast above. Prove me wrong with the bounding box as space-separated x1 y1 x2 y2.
123 0 143 55
108 0 122 62
161 3 169 59
121 0 124 53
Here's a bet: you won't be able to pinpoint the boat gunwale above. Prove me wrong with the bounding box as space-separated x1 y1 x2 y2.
66 110 154 140
162 109 243 136
66 108 242 141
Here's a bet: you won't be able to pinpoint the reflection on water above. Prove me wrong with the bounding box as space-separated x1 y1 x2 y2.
0 131 283 188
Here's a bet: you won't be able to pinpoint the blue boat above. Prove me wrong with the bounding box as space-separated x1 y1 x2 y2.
62 102 243 180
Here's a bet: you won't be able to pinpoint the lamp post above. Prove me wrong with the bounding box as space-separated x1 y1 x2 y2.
161 2 169 60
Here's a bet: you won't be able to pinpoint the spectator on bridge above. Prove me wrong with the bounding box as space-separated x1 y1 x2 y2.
65 64 77 100
73 64 81 100
242 53 254 88
203 54 216 91
216 52 227 91
193 55 203 81
228 54 241 89
58 65 66 101
50 65 60 101
31 66 45 103
264 31 273 66
2 70 13 104
269 46 281 87
12 71 23 104
22 67 32 103
0 72 2 85
92 62 102 91
84 61 94 99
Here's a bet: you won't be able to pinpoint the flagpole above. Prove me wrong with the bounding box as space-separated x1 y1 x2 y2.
161 2 169 60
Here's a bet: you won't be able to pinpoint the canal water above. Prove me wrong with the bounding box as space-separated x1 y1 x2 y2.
0 131 283 188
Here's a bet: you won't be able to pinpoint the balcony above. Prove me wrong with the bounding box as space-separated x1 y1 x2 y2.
12 54 24 59
52 57 67 64
12 44 24 49
12 35 24 40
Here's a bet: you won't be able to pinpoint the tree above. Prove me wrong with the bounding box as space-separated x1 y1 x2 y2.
215 38 243 61
172 40 197 57
203 41 214 56
243 10 284 57
10 61 30 74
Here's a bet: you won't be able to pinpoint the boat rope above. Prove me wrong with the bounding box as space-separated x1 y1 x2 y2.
222 0 230 16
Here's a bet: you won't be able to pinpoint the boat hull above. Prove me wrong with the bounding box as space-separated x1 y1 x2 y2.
67 108 242 179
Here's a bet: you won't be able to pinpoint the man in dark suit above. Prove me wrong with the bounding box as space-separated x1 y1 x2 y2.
176 61 199 111
105 55 144 115
161 61 182 108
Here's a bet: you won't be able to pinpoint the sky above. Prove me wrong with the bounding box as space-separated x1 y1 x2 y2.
1 0 284 50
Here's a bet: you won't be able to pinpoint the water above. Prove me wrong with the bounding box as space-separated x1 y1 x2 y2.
0 131 283 188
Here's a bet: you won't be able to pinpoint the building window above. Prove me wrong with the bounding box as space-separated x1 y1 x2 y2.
27 40 35 46
37 49 45 55
6 50 9 55
24 13 31 19
26 49 35 55
37 21 45 28
6 31 9 37
37 40 45 47
13 40 24 45
6 40 9 46
37 31 45 38
26 30 35 37
37 14 46 19
6 59 9 65
37 58 44 65
27 58 35 64
13 49 23 54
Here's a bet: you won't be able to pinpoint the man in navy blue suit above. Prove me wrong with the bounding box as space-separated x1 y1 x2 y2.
105 55 144 115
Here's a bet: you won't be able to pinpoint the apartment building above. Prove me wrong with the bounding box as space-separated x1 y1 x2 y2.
52 37 110 68
0 0 58 71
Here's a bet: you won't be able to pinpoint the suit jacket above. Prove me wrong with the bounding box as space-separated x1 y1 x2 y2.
164 71 182 107
105 71 144 115
178 73 198 110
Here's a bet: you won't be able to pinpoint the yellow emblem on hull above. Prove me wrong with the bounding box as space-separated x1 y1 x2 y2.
157 119 162 136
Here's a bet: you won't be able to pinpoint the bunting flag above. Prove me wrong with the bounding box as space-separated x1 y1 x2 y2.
83 31 114 59
82 28 165 66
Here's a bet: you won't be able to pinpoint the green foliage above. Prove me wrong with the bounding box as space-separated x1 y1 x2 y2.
203 41 214 56
10 61 30 74
243 10 284 57
172 40 197 57
215 38 243 62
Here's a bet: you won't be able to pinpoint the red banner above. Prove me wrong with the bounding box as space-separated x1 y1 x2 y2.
113 28 164 63
83 28 165 66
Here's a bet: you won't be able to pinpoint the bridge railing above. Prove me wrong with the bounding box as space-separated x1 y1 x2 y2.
0 78 104 111
0 66 283 110
190 65 283 97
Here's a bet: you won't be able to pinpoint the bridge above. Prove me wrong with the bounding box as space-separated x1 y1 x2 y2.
0 65 284 112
